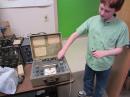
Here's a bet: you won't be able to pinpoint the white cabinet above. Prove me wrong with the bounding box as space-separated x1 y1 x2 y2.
0 0 58 37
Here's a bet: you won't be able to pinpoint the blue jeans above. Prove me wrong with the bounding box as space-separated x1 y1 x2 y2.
83 64 111 97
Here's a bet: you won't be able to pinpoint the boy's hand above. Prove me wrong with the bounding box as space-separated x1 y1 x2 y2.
92 50 107 58
57 49 65 59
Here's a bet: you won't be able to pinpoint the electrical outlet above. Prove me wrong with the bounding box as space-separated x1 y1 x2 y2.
44 15 48 22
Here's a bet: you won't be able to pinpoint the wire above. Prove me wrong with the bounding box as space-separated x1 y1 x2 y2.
68 71 72 97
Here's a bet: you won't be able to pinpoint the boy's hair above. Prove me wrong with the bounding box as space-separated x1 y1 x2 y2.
100 0 124 11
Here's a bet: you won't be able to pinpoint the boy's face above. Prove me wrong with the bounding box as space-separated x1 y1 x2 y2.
99 3 116 21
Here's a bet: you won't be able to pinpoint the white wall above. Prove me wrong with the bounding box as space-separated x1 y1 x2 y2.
0 0 58 37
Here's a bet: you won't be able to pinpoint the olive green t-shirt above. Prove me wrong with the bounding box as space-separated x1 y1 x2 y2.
76 15 129 71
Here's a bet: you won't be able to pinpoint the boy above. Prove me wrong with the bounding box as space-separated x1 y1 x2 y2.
58 0 129 97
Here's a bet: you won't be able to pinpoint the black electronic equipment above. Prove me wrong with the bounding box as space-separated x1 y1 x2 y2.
0 35 19 68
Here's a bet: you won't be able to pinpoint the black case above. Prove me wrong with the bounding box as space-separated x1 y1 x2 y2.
20 38 32 64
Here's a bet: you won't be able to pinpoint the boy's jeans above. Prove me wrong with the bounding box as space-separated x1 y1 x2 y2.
83 64 111 97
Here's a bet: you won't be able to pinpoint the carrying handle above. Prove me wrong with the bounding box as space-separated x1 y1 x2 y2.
31 32 47 36
44 78 59 85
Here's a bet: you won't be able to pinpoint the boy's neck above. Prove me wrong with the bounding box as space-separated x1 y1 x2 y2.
104 15 116 23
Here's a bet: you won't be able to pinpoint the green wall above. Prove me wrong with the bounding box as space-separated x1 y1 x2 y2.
57 0 99 38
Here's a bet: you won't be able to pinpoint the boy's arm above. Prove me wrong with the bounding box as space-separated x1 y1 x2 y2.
92 47 123 58
105 47 123 56
58 32 80 59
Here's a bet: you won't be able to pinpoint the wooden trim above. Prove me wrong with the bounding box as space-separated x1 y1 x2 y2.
107 48 130 97
54 0 58 33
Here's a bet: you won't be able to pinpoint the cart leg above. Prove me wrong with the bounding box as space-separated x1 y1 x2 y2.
35 86 58 97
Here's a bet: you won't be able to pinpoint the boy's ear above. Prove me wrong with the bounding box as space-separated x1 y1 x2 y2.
113 13 116 17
